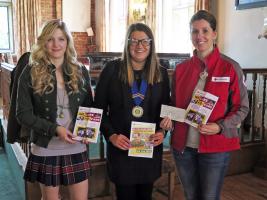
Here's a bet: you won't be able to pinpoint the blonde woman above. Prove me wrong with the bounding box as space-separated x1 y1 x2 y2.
16 19 93 200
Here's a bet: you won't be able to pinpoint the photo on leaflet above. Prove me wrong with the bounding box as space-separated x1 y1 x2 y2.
77 126 96 139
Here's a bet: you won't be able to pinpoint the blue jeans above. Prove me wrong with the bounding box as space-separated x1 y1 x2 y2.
172 147 230 200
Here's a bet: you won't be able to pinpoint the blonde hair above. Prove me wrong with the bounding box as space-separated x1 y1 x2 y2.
30 19 83 95
121 23 161 86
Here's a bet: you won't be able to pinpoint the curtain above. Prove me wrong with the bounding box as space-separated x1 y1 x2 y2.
95 0 106 52
14 0 41 57
194 0 210 12
147 0 156 34
127 0 156 34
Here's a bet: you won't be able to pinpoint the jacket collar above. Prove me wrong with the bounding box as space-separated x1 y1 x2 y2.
192 46 220 71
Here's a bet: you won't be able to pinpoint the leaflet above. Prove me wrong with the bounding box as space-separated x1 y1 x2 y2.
184 89 218 128
128 121 156 158
73 106 103 143
160 104 185 122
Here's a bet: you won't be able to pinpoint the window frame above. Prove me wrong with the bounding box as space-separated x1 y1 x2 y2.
155 0 194 53
103 0 194 54
0 1 14 53
235 0 267 10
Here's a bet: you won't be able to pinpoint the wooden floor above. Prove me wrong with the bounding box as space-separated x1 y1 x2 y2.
155 173 267 200
220 173 267 200
91 173 267 200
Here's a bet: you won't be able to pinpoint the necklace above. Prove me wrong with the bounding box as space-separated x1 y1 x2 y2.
199 69 208 80
57 89 67 119
58 105 65 119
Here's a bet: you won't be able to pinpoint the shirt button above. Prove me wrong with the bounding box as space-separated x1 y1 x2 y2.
46 116 50 119
77 98 80 102
45 108 49 111
45 100 49 103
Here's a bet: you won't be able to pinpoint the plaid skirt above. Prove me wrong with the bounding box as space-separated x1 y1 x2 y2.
24 151 91 186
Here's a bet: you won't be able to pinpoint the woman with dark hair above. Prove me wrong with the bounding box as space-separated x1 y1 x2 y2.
16 19 93 200
161 10 249 199
94 23 170 200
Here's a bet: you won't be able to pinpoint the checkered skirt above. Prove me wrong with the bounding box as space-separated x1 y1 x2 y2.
24 151 91 186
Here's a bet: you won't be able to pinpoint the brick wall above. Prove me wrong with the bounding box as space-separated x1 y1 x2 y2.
56 0 62 19
39 0 93 57
72 32 89 58
40 0 56 25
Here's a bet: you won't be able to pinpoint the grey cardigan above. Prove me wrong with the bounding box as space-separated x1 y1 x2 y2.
16 64 93 148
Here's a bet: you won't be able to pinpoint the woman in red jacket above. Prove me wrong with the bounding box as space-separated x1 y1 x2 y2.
161 10 249 200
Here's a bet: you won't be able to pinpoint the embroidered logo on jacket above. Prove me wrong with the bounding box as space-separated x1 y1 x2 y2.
211 77 230 82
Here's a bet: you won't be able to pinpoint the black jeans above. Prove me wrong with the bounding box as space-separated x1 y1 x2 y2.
115 183 154 200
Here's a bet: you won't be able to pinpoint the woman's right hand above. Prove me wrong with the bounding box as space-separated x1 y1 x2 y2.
160 117 173 131
109 134 130 150
56 126 76 144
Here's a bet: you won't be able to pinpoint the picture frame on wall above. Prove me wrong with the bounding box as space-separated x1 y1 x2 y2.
235 0 267 10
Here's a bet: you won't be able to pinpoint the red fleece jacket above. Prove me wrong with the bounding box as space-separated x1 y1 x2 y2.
171 47 249 153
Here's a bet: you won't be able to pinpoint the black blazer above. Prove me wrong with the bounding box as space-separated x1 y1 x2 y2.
16 64 93 148
94 59 170 185
7 52 31 143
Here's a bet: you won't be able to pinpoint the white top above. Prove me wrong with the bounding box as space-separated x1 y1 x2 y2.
186 70 208 149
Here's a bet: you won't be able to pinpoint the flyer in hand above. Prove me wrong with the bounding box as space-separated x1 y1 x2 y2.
128 121 156 158
184 89 218 128
73 106 103 143
160 104 185 122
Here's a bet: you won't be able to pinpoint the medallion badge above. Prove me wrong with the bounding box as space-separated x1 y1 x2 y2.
131 79 147 118
132 106 144 118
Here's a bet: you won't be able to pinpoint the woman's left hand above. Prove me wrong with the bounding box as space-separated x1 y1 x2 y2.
151 130 165 147
81 138 91 145
56 126 76 144
198 122 221 135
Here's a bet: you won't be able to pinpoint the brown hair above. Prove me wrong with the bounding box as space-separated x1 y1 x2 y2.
120 23 161 86
190 10 217 31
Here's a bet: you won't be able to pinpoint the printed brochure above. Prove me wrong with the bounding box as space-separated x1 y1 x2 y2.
128 121 156 158
73 107 103 143
184 89 218 128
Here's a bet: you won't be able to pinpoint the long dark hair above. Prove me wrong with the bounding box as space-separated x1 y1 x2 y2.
120 23 161 86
